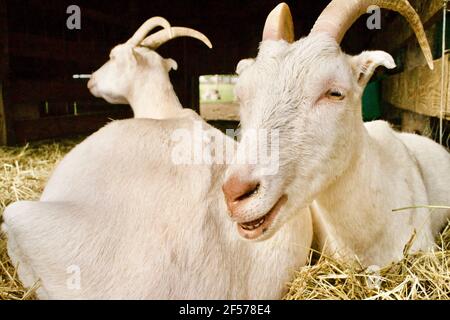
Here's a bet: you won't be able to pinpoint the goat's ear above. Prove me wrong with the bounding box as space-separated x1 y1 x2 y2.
236 59 255 75
350 51 396 87
163 58 178 72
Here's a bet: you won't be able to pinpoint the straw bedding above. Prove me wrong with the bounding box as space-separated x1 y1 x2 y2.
0 139 449 300
0 139 79 300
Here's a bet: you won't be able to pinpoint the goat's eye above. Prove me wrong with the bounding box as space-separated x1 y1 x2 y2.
326 89 345 101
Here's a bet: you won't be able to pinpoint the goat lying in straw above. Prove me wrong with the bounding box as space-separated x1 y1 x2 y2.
223 1 450 268
1 17 313 299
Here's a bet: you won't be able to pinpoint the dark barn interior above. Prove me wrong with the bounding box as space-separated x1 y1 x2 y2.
0 0 448 145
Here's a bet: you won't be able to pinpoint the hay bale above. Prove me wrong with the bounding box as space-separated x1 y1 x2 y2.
0 138 449 300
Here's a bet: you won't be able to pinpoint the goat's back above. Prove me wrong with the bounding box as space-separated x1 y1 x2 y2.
396 131 450 234
3 117 312 299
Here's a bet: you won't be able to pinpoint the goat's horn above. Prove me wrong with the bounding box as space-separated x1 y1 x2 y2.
140 27 213 49
262 2 295 43
127 17 172 46
310 0 434 70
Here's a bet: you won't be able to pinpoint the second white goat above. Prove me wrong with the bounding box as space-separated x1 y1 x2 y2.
223 1 450 267
88 17 212 119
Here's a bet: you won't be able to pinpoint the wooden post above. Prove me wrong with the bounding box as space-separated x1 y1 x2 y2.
0 0 9 145
401 110 432 136
382 54 450 119
0 85 6 145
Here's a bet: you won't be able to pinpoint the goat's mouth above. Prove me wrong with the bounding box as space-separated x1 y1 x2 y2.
237 195 287 240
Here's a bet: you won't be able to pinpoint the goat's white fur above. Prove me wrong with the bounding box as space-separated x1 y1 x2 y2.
88 45 190 119
88 18 212 120
228 33 450 267
1 25 313 299
1 118 312 299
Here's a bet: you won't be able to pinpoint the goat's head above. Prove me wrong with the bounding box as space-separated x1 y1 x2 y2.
88 17 212 104
223 1 433 241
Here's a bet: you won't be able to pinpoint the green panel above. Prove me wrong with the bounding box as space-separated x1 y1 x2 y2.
362 81 381 122
434 12 450 59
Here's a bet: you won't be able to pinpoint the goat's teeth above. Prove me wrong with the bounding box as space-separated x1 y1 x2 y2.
241 217 266 231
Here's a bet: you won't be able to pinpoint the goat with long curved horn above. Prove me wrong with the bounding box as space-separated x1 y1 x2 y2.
310 0 434 69
224 1 450 268
127 17 172 46
140 27 212 49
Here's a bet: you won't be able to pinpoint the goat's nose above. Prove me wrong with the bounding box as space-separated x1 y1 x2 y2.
87 76 96 89
222 175 260 216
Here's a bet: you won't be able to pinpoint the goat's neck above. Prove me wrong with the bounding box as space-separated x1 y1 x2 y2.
311 118 434 266
312 123 397 259
128 75 183 119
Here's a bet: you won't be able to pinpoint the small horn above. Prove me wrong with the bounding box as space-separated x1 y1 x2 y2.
262 2 295 43
140 27 213 50
310 0 434 70
127 17 171 46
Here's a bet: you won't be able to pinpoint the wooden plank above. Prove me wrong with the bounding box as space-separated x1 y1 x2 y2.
382 54 449 119
83 8 130 27
13 111 131 144
22 1 130 27
200 103 240 121
12 103 41 120
7 80 93 104
0 0 9 145
401 110 431 135
0 0 8 79
371 0 443 53
0 85 7 144
8 32 109 64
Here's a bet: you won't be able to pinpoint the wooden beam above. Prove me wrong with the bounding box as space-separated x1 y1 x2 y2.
0 0 8 79
401 110 431 136
200 103 240 121
0 0 9 145
83 8 130 27
0 85 7 144
13 111 131 144
371 0 444 53
7 80 93 104
382 54 449 119
23 1 130 27
8 32 109 65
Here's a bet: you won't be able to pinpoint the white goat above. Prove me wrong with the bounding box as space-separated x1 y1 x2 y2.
223 1 450 267
1 16 313 299
87 17 212 119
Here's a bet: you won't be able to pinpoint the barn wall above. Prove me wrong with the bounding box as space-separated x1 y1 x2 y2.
0 0 9 145
372 0 449 123
2 0 136 144
0 0 375 145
